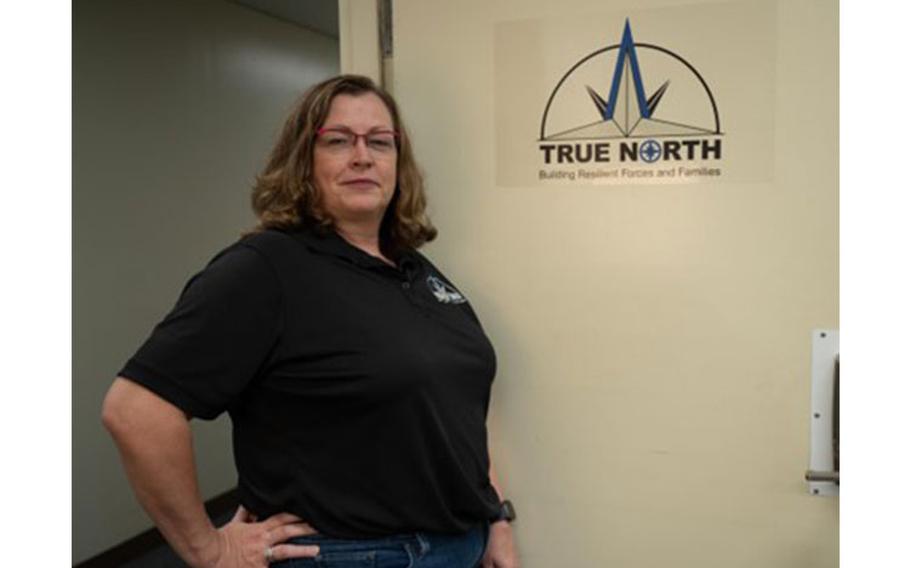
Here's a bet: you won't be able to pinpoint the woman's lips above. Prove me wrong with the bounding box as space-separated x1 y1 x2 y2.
341 179 380 189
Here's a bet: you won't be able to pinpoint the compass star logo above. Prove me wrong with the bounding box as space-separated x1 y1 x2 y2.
539 19 722 142
640 139 662 162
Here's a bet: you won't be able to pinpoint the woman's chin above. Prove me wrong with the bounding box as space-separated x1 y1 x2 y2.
333 197 389 221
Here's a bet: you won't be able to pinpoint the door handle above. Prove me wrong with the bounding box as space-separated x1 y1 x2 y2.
805 470 839 484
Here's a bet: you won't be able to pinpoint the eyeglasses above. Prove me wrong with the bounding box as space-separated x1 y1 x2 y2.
315 127 399 155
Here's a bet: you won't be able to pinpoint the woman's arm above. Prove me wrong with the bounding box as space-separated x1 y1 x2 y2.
483 459 520 568
101 378 318 567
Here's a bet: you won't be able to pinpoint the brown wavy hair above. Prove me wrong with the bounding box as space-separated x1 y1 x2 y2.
250 75 436 252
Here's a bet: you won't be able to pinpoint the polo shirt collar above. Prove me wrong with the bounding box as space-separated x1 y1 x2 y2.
292 226 417 271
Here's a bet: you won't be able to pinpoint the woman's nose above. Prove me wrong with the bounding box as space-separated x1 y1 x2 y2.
350 138 374 165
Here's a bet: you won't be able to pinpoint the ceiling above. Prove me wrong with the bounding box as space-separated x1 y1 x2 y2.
228 0 339 38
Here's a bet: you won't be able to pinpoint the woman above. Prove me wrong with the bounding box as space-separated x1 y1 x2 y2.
102 75 519 568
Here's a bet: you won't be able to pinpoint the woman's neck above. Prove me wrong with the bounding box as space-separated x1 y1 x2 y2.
334 221 393 265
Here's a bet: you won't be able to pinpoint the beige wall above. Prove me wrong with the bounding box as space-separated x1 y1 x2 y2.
381 0 838 566
339 0 381 83
72 0 338 562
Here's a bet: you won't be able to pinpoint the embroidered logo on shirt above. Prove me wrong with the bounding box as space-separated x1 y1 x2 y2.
427 275 467 304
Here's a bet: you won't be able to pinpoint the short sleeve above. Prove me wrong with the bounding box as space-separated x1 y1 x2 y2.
119 243 283 420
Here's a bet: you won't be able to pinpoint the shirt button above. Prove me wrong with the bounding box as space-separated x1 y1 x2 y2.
402 282 410 289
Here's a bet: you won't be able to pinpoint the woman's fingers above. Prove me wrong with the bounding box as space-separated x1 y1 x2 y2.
267 543 320 563
269 522 319 542
261 512 304 530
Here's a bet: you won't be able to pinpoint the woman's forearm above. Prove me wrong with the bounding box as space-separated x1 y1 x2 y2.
102 378 220 567
489 461 505 501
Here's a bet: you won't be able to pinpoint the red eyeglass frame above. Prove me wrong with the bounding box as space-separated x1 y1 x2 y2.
315 127 400 146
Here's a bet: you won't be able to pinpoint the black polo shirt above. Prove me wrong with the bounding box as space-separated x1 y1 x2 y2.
119 227 502 537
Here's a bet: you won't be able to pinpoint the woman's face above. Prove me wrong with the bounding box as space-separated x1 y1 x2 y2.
312 93 398 227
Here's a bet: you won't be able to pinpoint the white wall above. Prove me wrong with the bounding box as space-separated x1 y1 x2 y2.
72 0 338 562
382 0 838 566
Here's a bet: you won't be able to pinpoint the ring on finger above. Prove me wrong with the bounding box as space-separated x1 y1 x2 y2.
265 546 274 563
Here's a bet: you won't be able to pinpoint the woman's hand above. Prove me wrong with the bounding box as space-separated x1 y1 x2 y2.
200 506 321 567
481 520 519 568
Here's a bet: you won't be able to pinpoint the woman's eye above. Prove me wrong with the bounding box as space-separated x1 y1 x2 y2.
368 138 395 150
325 136 350 146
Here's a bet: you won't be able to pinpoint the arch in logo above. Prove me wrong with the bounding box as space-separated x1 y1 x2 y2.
426 275 466 304
539 19 721 142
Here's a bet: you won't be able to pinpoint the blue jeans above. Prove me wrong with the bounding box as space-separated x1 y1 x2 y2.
272 522 489 568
